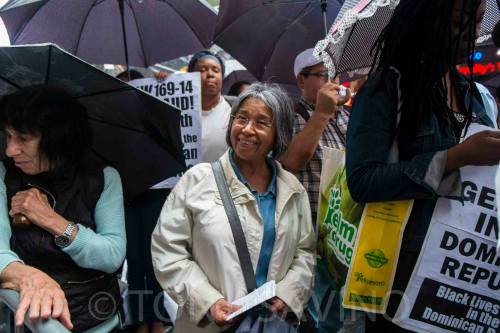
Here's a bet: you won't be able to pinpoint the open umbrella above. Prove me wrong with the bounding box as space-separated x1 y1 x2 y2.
0 43 186 200
222 70 257 95
214 0 344 89
0 0 216 70
314 0 500 77
479 74 500 96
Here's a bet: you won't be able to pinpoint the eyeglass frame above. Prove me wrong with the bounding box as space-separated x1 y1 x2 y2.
230 112 274 131
300 70 329 79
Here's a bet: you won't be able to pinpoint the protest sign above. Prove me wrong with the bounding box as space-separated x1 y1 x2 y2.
393 124 499 333
130 73 201 188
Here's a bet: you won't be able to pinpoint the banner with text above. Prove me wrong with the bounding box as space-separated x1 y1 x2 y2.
393 124 499 333
130 73 201 188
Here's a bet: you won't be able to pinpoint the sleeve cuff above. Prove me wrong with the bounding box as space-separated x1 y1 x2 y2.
62 224 92 255
0 252 22 276
276 277 312 320
186 281 224 325
424 150 462 198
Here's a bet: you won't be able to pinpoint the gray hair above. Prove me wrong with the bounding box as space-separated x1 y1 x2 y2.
225 82 294 159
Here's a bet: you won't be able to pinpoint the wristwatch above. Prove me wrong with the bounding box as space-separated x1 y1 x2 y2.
54 222 77 248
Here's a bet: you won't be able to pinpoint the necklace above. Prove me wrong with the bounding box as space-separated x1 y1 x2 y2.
452 111 465 124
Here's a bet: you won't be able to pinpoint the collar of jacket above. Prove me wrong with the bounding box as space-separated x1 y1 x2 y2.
218 151 304 210
454 70 494 127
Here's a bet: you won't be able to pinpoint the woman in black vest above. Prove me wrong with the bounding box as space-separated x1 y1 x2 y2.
0 86 126 332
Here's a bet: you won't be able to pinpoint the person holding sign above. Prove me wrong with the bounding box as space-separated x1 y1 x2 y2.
345 0 500 331
151 83 315 332
188 50 232 163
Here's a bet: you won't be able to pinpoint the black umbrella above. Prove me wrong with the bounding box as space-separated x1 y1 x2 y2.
214 0 344 88
222 70 256 95
0 0 217 70
0 44 186 200
478 74 500 97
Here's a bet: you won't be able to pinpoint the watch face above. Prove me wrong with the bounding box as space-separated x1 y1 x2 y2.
54 235 71 248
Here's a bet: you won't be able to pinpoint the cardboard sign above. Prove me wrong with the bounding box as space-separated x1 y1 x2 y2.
130 73 201 188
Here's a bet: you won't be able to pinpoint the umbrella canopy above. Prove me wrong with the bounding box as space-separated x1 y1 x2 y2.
222 70 256 95
478 74 500 97
315 0 500 77
0 0 217 68
214 0 344 88
0 43 186 200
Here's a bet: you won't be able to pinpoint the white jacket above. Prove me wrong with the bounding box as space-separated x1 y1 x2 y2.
151 152 316 332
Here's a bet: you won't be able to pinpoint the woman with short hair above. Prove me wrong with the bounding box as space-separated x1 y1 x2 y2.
0 85 126 332
152 82 316 332
188 50 232 162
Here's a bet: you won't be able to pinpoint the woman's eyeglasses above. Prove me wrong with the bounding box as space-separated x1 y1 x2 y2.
231 113 273 131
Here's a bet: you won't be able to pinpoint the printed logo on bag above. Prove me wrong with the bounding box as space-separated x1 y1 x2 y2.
323 186 359 266
354 272 386 286
364 249 389 268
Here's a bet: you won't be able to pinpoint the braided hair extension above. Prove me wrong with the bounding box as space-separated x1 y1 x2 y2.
369 0 482 140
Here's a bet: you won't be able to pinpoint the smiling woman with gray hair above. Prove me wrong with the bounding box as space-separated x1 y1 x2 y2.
152 82 315 333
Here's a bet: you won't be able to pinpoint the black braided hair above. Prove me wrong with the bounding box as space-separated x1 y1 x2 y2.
369 0 483 140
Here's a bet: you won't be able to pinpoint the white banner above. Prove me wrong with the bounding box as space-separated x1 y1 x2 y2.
130 73 202 188
393 124 499 333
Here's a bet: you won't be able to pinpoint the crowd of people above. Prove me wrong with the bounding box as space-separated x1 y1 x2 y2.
0 0 499 333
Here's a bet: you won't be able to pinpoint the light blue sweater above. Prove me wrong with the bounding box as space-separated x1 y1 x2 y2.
0 162 126 276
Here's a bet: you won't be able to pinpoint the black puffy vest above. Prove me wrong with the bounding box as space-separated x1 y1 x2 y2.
4 158 122 333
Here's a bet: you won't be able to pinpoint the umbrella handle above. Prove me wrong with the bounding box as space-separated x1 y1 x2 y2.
321 0 328 37
118 0 130 78
12 214 31 228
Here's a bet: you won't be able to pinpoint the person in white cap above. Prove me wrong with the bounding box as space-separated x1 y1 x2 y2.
280 48 352 333
281 48 350 224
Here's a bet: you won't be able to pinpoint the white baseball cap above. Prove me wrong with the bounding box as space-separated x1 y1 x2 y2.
293 48 323 78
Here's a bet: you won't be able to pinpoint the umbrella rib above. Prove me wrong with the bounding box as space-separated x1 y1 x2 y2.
71 85 152 134
74 85 136 99
213 2 263 40
128 0 148 67
337 21 357 73
90 147 109 165
74 0 101 56
0 74 22 89
9 0 51 42
45 44 52 85
87 116 148 134
263 1 316 75
158 0 211 49
0 68 154 136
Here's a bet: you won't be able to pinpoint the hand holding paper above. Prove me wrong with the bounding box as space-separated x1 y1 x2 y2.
209 299 240 326
226 280 276 321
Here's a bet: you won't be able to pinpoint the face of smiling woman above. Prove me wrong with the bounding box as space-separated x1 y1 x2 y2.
230 97 276 167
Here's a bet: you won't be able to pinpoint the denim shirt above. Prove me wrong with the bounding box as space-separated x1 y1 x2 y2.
229 150 277 287
346 68 493 316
